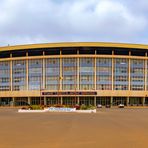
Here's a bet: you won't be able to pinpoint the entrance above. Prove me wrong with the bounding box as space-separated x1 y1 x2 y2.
46 97 61 105
79 97 94 106
15 97 28 106
112 97 126 106
31 97 44 105
0 98 12 106
145 97 148 106
63 97 77 105
96 97 110 106
129 97 142 106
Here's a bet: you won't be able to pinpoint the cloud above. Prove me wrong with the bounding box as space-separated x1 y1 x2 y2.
0 0 147 46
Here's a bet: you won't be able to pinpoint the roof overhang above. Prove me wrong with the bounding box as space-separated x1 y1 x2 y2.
0 42 148 52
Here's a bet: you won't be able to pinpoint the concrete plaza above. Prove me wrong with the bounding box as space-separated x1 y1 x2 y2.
0 108 148 148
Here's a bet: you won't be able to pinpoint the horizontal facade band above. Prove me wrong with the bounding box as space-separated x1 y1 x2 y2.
1 90 148 97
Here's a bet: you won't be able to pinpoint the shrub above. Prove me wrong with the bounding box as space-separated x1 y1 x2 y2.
87 104 96 110
80 104 96 110
80 104 87 110
31 105 42 110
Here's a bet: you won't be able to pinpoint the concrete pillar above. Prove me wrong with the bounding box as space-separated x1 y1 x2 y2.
44 97 47 106
77 97 79 105
12 97 15 106
61 97 63 105
126 97 129 106
77 50 79 90
94 49 96 90
26 52 28 90
112 51 114 91
28 97 31 105
60 49 62 90
145 52 147 91
111 97 113 106
42 51 45 90
129 52 131 91
94 97 96 106
10 54 13 91
142 97 145 106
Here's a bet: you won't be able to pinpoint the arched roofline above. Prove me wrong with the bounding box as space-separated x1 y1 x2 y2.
0 42 148 52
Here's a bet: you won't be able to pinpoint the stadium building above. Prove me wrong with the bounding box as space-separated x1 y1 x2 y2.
0 42 148 107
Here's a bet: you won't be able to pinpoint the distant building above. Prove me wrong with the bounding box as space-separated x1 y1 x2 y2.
0 42 147 106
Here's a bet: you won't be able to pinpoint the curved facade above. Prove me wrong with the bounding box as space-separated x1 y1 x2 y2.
0 42 148 106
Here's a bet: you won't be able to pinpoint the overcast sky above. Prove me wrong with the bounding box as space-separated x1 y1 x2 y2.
0 0 148 46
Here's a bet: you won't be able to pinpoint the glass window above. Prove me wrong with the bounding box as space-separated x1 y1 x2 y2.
96 58 112 90
79 58 94 90
12 60 26 91
29 59 42 90
45 58 59 90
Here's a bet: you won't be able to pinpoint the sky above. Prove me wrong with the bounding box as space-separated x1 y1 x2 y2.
0 0 148 46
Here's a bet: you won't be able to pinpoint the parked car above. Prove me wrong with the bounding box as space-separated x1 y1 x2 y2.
97 104 102 108
118 104 124 108
106 104 111 108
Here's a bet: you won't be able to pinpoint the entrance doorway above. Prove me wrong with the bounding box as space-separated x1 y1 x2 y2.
129 97 142 106
96 97 110 106
63 97 77 105
30 97 44 105
15 97 28 106
145 97 148 106
79 97 94 106
46 97 61 105
112 97 126 106
0 98 12 106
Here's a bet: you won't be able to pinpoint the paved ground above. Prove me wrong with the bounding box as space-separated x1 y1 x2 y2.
0 108 148 148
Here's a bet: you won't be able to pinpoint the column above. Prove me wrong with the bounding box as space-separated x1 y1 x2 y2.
94 49 97 90
112 51 114 90
142 97 145 106
26 52 28 90
28 97 31 105
94 96 96 106
12 97 15 106
111 97 113 106
61 97 63 105
77 49 79 90
129 51 131 90
126 97 129 106
145 52 147 91
77 96 79 105
60 49 62 90
10 54 13 91
42 51 45 90
44 97 47 106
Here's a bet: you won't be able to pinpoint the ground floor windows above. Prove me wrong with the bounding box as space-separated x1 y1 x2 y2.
30 97 44 105
96 97 110 105
145 98 148 105
0 98 12 106
15 97 28 106
79 97 94 106
129 97 142 106
0 97 147 106
112 97 127 106
63 97 77 105
46 97 61 105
